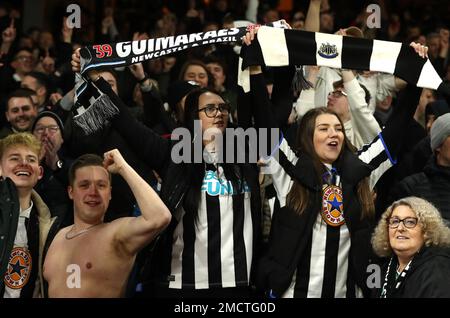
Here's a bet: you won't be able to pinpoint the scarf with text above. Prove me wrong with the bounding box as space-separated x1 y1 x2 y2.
74 24 449 134
73 21 289 134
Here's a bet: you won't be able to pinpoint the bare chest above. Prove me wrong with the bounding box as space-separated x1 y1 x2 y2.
44 232 131 289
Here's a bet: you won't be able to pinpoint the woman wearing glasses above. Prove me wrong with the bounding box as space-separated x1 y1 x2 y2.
372 197 450 298
72 48 261 297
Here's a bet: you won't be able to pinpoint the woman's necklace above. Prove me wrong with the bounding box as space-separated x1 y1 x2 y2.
65 223 102 240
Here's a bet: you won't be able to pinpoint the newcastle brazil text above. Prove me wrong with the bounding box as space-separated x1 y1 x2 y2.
116 28 241 62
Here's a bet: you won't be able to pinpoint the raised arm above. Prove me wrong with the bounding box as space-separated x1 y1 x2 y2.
304 0 322 32
1 18 16 57
355 43 427 189
239 30 301 206
246 67 300 207
250 67 279 130
358 83 422 189
128 62 167 129
241 28 281 130
98 77 171 174
342 69 381 144
271 66 296 128
104 149 171 256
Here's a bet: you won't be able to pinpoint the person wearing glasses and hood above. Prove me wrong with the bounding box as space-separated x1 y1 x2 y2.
371 196 450 298
71 49 261 298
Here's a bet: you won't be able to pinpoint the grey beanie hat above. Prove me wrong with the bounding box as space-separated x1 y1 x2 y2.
31 110 64 133
430 113 450 151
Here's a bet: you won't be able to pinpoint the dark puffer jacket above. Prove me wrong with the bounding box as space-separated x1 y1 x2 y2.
391 157 450 224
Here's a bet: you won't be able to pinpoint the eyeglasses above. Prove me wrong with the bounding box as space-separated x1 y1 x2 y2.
387 217 419 229
197 103 230 118
328 90 348 98
34 125 60 134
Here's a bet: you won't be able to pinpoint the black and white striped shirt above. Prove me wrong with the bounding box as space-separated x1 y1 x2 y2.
266 135 394 298
168 164 253 289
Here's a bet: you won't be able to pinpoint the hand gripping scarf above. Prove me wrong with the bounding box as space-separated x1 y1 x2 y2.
73 27 243 134
73 21 290 134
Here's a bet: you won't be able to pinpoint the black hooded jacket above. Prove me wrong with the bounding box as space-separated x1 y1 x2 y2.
391 157 450 224
376 246 450 298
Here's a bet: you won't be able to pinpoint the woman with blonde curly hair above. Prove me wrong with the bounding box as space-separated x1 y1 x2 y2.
372 196 450 298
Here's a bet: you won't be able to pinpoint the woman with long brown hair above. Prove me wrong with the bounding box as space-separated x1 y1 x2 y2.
241 29 428 298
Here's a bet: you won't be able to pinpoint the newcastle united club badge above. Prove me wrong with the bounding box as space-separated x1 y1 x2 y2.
322 185 345 227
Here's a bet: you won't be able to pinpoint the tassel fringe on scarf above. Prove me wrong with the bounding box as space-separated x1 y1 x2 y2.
74 21 288 134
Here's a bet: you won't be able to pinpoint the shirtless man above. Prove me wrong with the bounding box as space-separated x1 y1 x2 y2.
43 149 171 297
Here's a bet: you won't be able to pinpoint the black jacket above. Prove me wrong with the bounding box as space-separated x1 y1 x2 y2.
0 178 62 297
99 78 262 287
0 178 20 280
243 73 421 297
377 246 450 298
391 157 450 224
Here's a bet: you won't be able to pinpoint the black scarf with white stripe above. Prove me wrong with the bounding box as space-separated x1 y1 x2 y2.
239 26 449 95
380 256 413 298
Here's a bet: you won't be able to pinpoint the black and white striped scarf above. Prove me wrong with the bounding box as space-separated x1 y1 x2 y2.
74 24 449 134
239 26 449 95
